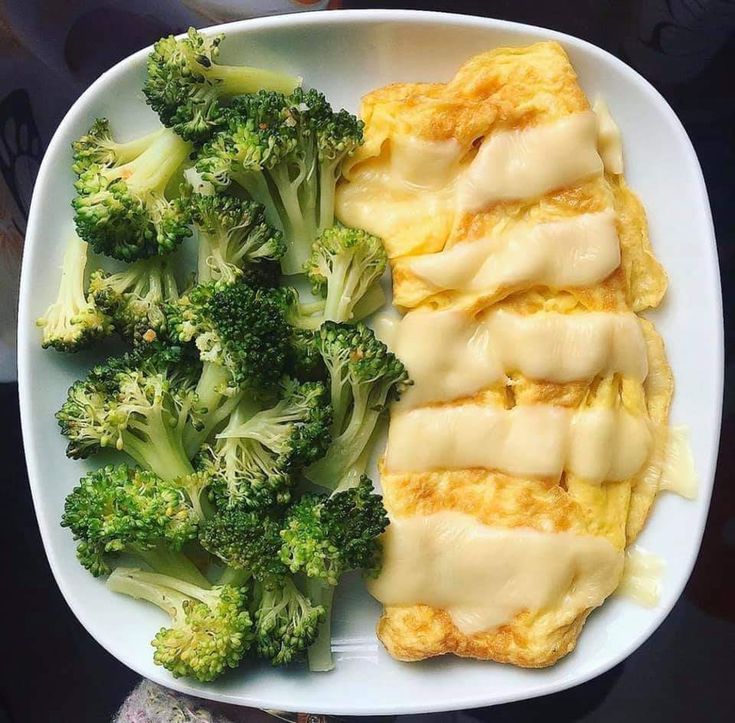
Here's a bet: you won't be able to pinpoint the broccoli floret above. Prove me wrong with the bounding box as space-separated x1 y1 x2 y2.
107 567 253 681
254 576 325 666
280 476 387 585
191 193 285 285
61 463 207 585
200 508 324 665
306 322 409 488
286 327 326 382
196 88 363 275
305 225 387 323
144 27 300 142
88 256 180 346
280 476 388 671
72 120 192 261
72 118 166 176
56 346 202 485
168 281 291 455
36 233 113 352
200 507 285 577
199 380 331 510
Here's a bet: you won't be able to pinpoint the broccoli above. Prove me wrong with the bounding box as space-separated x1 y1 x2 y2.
61 464 207 586
305 322 409 488
286 327 326 382
36 233 113 352
107 568 253 681
280 476 388 671
196 88 363 275
144 27 300 143
305 225 387 323
72 118 166 176
191 193 285 285
200 508 324 665
168 281 291 455
56 345 202 487
254 575 325 666
88 256 180 346
72 119 193 261
199 379 331 510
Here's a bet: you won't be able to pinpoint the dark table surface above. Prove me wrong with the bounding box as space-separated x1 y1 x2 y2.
1 1 733 721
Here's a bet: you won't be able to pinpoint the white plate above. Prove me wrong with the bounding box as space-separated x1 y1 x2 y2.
17 9 723 715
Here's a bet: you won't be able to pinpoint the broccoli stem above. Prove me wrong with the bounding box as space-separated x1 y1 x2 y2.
350 283 386 322
184 362 243 457
136 545 211 588
206 64 300 96
271 164 317 275
306 398 382 489
113 130 191 196
107 568 190 620
119 408 194 482
317 162 339 234
108 128 168 166
306 578 335 672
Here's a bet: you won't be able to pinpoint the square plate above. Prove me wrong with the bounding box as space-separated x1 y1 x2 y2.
17 9 723 715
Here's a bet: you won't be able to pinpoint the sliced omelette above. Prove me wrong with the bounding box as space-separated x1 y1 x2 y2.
337 42 678 668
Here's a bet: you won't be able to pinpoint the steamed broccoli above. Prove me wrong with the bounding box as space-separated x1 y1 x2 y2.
36 233 113 352
107 568 252 681
305 225 387 323
61 464 206 585
168 281 291 455
196 88 363 274
89 256 180 346
306 322 409 488
199 379 331 510
144 27 300 143
280 476 388 671
72 119 193 261
56 346 201 484
200 508 324 665
191 193 285 285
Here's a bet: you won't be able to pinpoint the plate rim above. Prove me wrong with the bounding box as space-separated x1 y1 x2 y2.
16 8 724 715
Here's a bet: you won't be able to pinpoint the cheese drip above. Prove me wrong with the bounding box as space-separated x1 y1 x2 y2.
458 111 603 212
369 512 624 634
617 547 664 607
396 308 648 407
403 210 621 295
386 404 652 483
593 98 624 175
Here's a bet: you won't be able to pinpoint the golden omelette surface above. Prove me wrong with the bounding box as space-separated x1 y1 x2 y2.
337 42 673 667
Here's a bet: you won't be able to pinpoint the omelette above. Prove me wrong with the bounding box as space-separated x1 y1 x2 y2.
336 42 680 668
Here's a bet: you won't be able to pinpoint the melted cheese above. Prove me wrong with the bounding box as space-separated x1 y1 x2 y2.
457 112 603 212
404 210 621 294
389 135 464 191
395 308 648 407
593 98 624 175
659 426 699 499
385 404 652 483
616 547 664 607
369 512 624 634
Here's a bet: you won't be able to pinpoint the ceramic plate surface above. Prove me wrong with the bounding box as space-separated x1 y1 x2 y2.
17 9 723 715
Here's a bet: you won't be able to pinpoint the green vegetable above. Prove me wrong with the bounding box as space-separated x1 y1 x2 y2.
107 568 252 682
36 233 113 352
199 379 332 510
196 89 363 274
144 27 300 143
306 322 409 488
61 463 205 585
191 193 286 285
88 256 180 346
72 119 192 261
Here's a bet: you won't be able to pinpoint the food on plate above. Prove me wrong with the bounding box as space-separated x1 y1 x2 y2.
39 27 404 682
338 41 685 667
